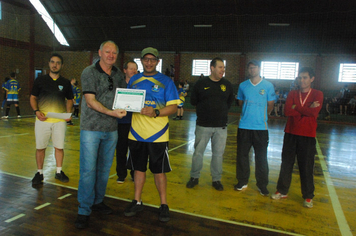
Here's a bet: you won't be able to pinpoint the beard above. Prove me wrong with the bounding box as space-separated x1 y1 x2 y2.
50 69 60 74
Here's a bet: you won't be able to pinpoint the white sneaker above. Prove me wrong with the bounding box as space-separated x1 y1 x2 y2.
17 115 21 118
1 116 8 119
303 199 313 208
271 191 288 200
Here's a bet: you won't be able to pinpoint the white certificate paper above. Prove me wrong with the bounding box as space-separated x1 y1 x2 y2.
46 112 72 119
112 88 146 112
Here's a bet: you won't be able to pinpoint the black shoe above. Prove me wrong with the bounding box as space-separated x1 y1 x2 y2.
124 200 144 216
75 214 89 229
159 204 170 222
173 116 180 120
179 116 183 120
91 202 113 214
67 121 74 126
234 183 248 191
257 186 269 196
32 172 44 185
186 178 199 188
212 181 224 191
116 177 125 184
55 171 69 183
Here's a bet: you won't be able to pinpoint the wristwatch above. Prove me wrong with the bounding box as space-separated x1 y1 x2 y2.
34 110 40 114
154 109 160 118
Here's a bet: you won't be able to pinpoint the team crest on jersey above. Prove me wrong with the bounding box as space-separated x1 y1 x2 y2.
259 89 265 95
152 84 160 92
58 85 63 91
220 84 226 92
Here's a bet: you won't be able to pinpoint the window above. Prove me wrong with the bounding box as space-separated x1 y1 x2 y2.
261 61 299 80
338 63 356 83
29 0 69 46
0 2 2 20
134 58 162 73
192 59 226 76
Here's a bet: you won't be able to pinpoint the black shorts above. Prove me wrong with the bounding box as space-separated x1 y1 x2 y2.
127 140 171 174
6 101 19 105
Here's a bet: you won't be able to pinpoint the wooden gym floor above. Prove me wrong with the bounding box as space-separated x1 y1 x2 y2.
0 110 355 235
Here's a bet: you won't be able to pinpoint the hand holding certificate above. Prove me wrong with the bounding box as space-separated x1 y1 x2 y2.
112 88 146 112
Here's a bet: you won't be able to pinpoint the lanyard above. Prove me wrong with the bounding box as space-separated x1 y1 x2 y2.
299 89 312 107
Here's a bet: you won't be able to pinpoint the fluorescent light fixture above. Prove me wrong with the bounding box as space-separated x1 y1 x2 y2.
130 25 146 29
194 24 212 28
268 23 290 27
29 0 69 46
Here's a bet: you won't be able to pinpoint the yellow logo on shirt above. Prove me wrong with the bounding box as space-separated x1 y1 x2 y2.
220 84 226 92
204 87 210 90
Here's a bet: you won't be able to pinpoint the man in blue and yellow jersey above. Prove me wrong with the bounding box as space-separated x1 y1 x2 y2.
234 60 276 196
2 72 21 118
30 53 73 185
124 47 180 222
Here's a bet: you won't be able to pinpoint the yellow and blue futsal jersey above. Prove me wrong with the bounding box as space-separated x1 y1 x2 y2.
4 79 21 102
128 72 180 143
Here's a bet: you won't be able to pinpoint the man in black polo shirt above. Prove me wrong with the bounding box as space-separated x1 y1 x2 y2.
30 53 73 185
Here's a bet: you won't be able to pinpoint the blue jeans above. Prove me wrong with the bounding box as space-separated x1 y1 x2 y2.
190 125 228 181
78 130 118 216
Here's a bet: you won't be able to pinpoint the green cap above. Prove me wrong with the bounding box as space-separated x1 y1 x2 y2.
141 47 159 58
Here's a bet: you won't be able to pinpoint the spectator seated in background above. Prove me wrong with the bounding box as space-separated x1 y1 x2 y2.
348 95 356 114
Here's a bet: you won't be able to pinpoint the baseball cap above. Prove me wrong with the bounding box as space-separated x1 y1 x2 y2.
247 60 261 67
141 47 159 58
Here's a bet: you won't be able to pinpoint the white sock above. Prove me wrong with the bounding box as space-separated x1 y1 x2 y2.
56 167 62 174
136 201 142 205
38 169 43 175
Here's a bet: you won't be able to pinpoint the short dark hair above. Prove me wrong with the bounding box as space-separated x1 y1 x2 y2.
50 53 64 64
10 72 16 78
210 57 224 68
123 60 138 70
299 67 315 78
179 82 184 87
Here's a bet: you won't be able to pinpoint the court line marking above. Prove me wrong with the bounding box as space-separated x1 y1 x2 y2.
58 193 72 200
0 133 30 138
34 202 51 210
316 139 352 236
5 214 26 223
1 170 301 236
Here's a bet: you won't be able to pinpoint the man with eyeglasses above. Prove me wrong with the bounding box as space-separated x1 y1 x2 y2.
75 40 127 229
124 47 180 222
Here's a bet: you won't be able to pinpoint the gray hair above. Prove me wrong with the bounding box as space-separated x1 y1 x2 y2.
99 40 119 53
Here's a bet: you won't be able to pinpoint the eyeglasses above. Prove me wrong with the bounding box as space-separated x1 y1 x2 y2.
108 76 113 91
142 57 158 63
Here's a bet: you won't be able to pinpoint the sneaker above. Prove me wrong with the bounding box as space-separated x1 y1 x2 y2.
75 214 90 229
271 191 288 200
17 115 21 118
67 121 74 126
179 116 183 120
212 181 224 191
55 171 69 183
258 186 269 196
1 116 8 119
91 202 113 214
173 116 180 120
159 204 170 222
186 178 199 188
303 199 313 208
124 200 144 216
117 177 125 184
234 183 248 191
32 172 44 185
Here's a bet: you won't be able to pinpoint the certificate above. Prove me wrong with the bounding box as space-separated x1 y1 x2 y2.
112 88 146 112
46 112 72 119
